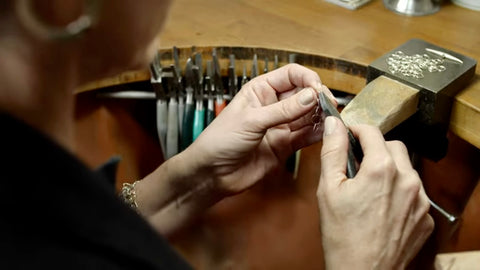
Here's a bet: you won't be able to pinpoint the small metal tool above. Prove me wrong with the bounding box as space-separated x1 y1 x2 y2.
97 91 155 99
319 92 362 178
150 52 162 81
173 46 181 76
429 199 460 224
194 52 203 84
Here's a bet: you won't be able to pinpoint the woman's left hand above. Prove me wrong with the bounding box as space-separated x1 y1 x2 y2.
185 63 335 195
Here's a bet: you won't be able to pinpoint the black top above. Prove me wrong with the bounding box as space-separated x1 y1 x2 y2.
0 113 191 269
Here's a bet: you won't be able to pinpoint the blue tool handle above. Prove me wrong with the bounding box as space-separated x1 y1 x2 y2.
206 109 215 126
166 98 179 159
346 146 358 178
193 108 205 141
156 99 168 159
181 103 195 150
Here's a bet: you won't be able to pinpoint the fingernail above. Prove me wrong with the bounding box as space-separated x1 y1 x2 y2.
299 88 315 106
315 82 323 92
324 116 337 137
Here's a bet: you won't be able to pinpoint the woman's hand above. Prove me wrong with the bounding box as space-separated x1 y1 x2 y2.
138 64 334 236
185 63 334 195
317 116 434 269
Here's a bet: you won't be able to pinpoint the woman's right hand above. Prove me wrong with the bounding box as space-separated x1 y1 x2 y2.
317 116 434 269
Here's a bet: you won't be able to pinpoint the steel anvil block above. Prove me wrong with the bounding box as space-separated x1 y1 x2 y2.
367 38 476 128
341 39 477 160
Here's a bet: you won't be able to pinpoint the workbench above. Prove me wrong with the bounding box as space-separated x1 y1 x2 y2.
78 0 480 149
74 0 480 268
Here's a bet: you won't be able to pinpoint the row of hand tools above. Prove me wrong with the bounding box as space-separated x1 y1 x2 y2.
151 47 281 159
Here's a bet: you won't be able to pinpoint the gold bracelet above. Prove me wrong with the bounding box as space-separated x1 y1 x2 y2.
120 181 139 210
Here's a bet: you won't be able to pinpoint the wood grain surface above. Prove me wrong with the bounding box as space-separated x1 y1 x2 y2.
341 75 420 133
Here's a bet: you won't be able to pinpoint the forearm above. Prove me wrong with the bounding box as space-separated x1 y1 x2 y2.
134 150 224 236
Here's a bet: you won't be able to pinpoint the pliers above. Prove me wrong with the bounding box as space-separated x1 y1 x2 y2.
165 64 181 159
181 58 195 150
213 49 226 116
150 52 168 159
205 60 215 126
228 54 238 97
192 63 204 141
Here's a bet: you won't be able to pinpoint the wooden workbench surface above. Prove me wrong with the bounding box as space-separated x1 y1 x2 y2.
79 0 480 148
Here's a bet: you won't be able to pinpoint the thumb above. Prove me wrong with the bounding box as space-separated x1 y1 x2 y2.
255 87 317 129
320 116 349 187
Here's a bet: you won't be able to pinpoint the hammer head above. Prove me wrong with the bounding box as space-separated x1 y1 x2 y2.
367 39 476 160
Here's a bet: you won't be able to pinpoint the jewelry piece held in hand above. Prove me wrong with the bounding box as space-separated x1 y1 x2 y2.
120 181 139 210
311 93 323 132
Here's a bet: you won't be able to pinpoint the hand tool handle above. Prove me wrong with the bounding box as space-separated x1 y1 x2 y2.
178 96 185 137
206 98 215 126
206 109 215 126
166 98 179 159
346 147 357 178
215 98 227 116
181 103 195 150
193 108 205 141
156 99 168 159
